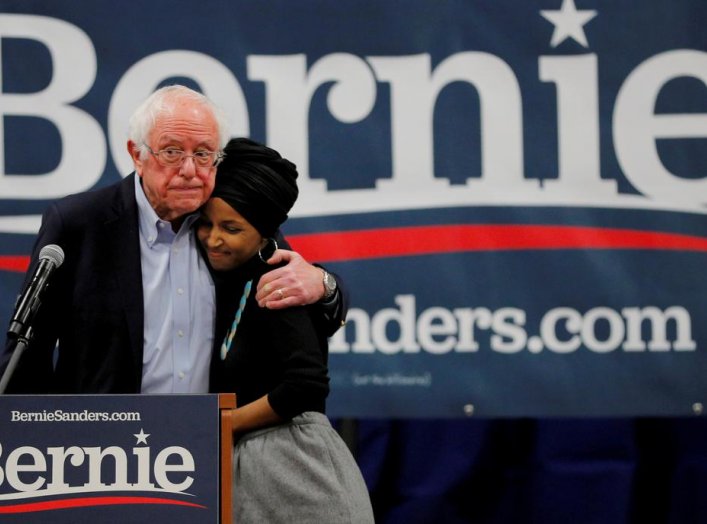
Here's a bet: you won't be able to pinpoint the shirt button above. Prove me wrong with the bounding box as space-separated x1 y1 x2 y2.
177 288 184 295
147 236 154 243
178 372 185 380
177 330 184 338
158 223 165 229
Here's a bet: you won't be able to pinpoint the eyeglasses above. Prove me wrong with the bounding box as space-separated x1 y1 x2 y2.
144 144 225 168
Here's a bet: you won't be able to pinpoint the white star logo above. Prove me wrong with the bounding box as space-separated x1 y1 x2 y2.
541 0 598 48
134 428 150 445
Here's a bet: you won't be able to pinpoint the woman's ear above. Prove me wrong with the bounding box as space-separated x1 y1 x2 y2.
258 237 278 264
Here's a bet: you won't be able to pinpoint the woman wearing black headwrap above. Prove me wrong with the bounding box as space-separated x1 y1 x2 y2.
197 138 374 523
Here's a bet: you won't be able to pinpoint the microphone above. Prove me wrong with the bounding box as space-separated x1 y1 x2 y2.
7 244 65 339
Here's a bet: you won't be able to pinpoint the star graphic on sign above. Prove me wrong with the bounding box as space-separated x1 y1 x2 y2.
540 0 597 48
134 428 150 445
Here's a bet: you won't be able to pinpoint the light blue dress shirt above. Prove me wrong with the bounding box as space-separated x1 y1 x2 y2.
134 175 215 393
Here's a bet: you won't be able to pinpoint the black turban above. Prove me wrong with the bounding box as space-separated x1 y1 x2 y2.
212 138 299 237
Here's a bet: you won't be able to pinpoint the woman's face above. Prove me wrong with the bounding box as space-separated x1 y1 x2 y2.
197 197 265 271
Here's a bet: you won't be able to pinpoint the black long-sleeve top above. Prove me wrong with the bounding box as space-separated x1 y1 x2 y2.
209 255 330 419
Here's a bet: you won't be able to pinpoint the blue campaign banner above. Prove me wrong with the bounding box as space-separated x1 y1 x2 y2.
0 395 220 523
0 1 705 417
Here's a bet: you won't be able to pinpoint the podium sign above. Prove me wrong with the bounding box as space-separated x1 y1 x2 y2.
0 395 221 523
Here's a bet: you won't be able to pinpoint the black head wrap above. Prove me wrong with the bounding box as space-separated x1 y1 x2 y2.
212 138 299 237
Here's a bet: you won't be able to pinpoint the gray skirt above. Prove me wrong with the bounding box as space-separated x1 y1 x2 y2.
233 411 375 523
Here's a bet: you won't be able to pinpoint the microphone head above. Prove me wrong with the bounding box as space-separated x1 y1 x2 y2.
39 244 65 268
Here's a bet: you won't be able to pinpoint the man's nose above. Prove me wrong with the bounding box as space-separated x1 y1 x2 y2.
179 155 197 178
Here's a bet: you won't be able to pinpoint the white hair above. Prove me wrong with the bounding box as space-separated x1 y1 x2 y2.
128 85 229 159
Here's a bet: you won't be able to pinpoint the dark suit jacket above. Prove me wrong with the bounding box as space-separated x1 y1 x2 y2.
1 174 347 394
3 175 144 393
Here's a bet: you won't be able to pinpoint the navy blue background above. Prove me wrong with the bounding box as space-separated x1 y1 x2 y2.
1 1 707 521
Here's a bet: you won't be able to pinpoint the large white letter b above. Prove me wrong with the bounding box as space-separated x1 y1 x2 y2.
0 14 103 199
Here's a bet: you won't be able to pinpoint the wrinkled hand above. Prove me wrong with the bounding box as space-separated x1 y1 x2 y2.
256 249 325 309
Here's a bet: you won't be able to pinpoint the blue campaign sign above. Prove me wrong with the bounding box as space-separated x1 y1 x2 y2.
0 1 705 417
0 395 220 523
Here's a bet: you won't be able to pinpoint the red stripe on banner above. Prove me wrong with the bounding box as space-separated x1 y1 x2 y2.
0 496 207 514
3 225 707 271
287 225 707 263
0 256 30 272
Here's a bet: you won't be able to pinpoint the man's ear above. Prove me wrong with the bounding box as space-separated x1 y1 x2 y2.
127 140 143 176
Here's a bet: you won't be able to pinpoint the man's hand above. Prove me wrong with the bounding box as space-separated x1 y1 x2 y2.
256 249 325 309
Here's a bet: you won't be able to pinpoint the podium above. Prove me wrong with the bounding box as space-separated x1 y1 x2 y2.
0 393 235 524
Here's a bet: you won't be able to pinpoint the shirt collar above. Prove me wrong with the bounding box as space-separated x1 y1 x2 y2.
134 174 199 247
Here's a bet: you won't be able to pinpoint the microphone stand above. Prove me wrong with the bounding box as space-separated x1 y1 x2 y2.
1 245 63 394
0 327 32 394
